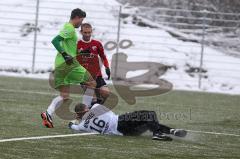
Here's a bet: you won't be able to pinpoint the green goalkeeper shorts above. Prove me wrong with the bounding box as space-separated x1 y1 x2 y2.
54 60 89 89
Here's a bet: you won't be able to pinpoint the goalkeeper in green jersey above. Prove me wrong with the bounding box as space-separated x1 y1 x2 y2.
41 8 96 128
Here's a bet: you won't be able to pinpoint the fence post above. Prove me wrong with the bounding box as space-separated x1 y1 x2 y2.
31 0 40 73
198 10 207 89
113 5 122 80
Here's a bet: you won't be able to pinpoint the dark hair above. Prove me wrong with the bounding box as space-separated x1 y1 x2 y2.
71 8 86 19
81 23 92 30
75 103 87 113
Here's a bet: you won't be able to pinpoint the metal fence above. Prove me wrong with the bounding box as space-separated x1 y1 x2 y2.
0 0 240 93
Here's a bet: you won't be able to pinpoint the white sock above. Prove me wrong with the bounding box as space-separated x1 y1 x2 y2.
82 88 94 107
47 96 64 117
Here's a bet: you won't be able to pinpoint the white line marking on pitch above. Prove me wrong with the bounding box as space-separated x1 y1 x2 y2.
0 130 239 143
187 130 240 137
0 133 97 143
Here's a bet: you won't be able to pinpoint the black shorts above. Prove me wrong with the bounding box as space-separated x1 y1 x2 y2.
96 76 107 88
117 111 172 136
117 111 158 136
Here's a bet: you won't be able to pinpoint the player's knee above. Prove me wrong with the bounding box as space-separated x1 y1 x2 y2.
100 86 110 98
60 93 69 100
83 80 96 90
59 86 70 99
90 80 97 88
89 80 97 88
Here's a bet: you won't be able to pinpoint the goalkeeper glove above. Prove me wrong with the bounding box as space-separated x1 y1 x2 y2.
105 67 111 80
61 52 73 65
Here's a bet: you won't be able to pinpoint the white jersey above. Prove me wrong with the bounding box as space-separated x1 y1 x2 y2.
71 104 122 135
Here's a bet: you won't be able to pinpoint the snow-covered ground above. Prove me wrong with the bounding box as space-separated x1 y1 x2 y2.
0 0 240 95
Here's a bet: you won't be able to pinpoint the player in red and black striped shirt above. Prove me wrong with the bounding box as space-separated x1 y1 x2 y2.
77 23 110 104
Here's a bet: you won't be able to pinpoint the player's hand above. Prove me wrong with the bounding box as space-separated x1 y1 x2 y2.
61 52 73 65
105 67 111 80
68 122 74 129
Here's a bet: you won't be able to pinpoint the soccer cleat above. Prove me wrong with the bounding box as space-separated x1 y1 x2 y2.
170 129 187 137
152 133 173 141
41 112 54 128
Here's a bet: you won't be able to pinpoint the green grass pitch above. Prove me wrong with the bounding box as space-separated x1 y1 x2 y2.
0 76 239 159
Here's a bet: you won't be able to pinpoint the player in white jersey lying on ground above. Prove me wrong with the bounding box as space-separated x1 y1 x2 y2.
68 103 187 141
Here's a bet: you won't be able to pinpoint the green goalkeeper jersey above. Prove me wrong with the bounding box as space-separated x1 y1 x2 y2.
54 22 78 68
